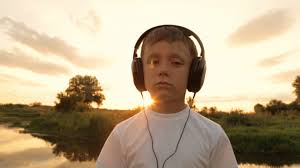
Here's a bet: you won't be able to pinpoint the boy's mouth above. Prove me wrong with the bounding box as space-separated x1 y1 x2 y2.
155 82 173 88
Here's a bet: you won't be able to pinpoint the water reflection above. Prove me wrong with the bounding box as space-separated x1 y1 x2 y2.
237 153 300 167
0 125 95 168
239 163 300 168
31 134 103 162
0 126 46 154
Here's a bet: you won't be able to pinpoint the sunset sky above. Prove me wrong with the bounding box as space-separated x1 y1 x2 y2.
0 0 299 112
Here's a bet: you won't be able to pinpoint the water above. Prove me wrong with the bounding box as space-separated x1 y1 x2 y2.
0 125 95 168
0 125 299 168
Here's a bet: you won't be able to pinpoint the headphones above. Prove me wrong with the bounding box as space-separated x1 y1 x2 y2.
131 24 206 94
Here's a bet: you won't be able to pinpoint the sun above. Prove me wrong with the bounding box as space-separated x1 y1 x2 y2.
143 93 155 107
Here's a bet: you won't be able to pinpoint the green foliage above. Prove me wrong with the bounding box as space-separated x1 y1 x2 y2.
55 75 105 112
55 92 77 112
29 102 42 107
200 106 209 113
292 75 300 103
208 106 218 113
26 111 115 140
225 110 250 126
288 101 300 111
254 100 300 116
265 99 288 115
0 104 45 127
186 96 197 110
224 113 300 156
251 75 300 116
229 131 298 154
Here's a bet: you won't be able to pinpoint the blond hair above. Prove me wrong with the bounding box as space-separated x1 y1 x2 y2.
140 26 198 58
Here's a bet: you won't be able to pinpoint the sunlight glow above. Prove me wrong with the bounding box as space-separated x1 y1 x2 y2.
144 94 155 107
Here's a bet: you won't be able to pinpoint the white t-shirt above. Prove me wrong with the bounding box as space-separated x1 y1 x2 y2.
96 106 238 168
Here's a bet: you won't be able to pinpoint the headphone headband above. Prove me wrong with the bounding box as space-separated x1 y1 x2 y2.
133 24 205 59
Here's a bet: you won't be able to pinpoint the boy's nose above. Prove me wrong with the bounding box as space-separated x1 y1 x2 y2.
158 61 169 77
159 70 168 77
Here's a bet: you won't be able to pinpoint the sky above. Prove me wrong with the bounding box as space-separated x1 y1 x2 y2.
0 0 299 112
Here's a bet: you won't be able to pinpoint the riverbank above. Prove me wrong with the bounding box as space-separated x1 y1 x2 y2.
201 111 300 155
1 103 300 162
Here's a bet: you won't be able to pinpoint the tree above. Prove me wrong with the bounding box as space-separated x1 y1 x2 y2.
230 108 244 113
265 99 287 115
254 103 265 114
55 92 77 112
200 106 209 113
186 96 197 110
292 75 300 103
208 106 218 113
55 75 105 112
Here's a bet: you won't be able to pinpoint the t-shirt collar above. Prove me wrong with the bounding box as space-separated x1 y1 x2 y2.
146 105 190 119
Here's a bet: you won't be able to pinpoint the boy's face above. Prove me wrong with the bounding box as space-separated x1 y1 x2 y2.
142 40 193 104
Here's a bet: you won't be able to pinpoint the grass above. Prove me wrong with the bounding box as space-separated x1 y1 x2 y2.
0 104 42 127
195 111 300 156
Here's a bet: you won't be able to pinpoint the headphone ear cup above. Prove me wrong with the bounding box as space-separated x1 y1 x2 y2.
187 57 206 93
131 57 147 92
187 58 197 91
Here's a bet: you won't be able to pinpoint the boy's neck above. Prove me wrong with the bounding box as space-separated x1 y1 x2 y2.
149 100 187 114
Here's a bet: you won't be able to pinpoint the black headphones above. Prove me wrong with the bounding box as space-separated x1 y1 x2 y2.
131 25 206 94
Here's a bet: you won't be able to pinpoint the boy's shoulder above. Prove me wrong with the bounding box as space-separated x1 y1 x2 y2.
189 111 225 138
112 111 145 136
191 111 221 129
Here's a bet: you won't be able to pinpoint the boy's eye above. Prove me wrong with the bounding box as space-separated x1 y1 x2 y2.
170 57 184 66
173 61 183 65
150 59 159 65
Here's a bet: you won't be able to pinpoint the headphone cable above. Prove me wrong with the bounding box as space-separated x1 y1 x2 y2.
140 92 194 168
141 92 159 168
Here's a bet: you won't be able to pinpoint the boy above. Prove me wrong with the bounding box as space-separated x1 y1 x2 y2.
96 25 238 168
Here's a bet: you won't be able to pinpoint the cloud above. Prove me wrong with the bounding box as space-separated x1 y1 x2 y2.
227 9 295 46
0 73 44 87
0 48 70 75
200 95 248 103
269 69 300 83
258 49 300 67
0 17 109 68
200 93 293 104
70 10 101 34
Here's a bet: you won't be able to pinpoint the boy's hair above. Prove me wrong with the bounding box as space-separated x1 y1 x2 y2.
140 26 198 58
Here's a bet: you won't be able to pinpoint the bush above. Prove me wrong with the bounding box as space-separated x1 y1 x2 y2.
29 102 42 107
75 102 91 112
254 103 265 114
229 132 298 154
266 99 288 115
225 112 251 126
